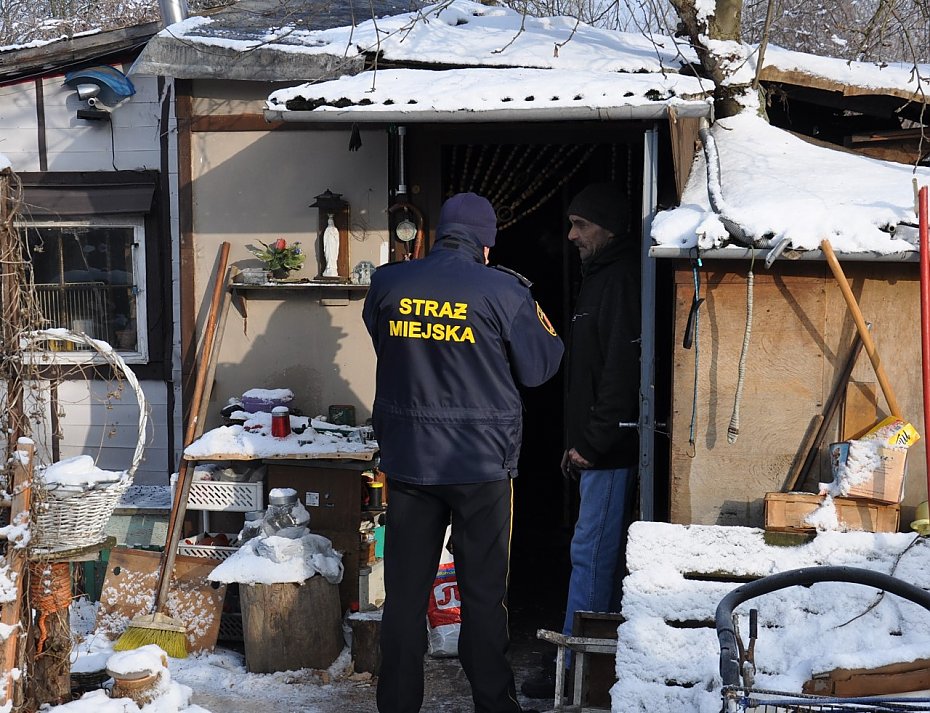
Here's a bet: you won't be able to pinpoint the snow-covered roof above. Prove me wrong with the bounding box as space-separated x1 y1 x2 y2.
261 1 711 121
130 0 415 81
266 66 710 122
651 113 930 257
758 44 930 103
0 22 160 83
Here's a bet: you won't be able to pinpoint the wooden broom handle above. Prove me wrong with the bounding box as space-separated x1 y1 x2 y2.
821 238 902 418
155 242 231 612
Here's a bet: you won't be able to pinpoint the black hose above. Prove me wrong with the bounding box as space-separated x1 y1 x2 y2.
716 566 930 688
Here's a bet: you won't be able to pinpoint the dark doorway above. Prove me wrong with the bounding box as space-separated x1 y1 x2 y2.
433 133 647 639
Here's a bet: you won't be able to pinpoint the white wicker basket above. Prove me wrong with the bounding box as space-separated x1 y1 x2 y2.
27 329 148 551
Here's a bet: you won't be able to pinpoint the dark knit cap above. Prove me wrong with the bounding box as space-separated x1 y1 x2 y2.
437 192 498 248
567 183 627 237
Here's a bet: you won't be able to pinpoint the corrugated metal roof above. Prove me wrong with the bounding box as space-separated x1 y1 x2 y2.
130 0 421 81
264 66 712 123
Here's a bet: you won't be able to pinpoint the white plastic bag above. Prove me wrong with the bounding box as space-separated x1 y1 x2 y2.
427 526 460 658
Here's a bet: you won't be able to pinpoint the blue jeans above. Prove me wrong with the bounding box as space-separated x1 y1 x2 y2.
562 467 635 638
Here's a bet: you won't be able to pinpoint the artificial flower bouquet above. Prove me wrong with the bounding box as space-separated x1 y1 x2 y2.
249 238 306 273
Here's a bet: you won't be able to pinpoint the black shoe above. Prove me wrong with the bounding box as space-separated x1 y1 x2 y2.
519 666 556 699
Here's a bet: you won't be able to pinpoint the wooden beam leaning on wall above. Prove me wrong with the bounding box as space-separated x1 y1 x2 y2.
1 440 35 710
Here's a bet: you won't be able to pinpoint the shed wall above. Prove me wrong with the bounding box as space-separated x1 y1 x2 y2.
189 123 387 429
2 68 163 172
0 68 178 485
669 260 924 528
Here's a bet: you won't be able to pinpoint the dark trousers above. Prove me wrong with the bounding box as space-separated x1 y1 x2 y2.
376 478 521 713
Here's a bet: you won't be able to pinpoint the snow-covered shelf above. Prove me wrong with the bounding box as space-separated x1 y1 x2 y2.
183 450 376 461
231 282 369 291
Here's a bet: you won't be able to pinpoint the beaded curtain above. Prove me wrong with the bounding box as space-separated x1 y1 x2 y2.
444 142 633 231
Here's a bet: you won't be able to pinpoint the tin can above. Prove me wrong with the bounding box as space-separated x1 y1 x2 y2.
271 406 291 438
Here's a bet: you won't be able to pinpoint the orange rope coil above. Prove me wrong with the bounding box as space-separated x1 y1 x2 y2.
28 562 71 653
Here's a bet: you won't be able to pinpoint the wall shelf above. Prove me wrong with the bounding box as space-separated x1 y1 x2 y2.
230 281 368 307
231 282 369 292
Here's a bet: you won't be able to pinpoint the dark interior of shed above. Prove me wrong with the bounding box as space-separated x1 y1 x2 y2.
396 123 677 633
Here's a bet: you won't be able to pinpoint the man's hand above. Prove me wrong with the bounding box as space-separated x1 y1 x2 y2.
562 447 593 480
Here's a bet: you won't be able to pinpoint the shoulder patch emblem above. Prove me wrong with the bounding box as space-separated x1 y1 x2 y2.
536 302 558 337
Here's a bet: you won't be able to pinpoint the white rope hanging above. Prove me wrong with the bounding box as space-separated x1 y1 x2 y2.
727 260 754 445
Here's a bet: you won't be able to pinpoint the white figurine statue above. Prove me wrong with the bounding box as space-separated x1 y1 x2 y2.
322 214 340 278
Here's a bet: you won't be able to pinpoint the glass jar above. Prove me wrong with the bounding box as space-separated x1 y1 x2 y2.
262 488 310 539
271 406 291 438
238 510 264 544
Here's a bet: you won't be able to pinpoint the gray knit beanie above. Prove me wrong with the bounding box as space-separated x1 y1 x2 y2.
567 183 627 237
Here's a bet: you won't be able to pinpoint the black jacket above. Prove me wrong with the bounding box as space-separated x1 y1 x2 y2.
363 230 564 485
565 238 641 468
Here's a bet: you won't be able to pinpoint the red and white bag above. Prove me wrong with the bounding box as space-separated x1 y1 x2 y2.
427 529 460 657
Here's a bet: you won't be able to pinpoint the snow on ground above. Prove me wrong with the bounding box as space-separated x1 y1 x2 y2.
50 524 930 713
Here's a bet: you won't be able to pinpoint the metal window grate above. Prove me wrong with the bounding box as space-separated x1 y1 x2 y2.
34 282 113 347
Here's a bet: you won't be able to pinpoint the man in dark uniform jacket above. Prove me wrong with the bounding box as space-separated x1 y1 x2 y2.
363 192 563 713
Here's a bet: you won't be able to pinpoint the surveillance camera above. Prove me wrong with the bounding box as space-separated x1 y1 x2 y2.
86 97 113 112
74 83 100 101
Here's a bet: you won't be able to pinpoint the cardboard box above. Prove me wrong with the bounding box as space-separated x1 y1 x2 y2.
829 443 907 504
764 492 900 533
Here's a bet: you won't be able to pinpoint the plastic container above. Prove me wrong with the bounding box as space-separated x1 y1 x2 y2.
912 500 930 535
367 482 384 509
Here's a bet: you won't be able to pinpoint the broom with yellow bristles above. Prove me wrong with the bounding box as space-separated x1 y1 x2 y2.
115 243 231 658
112 458 196 658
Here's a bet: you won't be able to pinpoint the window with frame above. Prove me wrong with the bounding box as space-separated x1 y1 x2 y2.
22 217 149 363
17 171 160 367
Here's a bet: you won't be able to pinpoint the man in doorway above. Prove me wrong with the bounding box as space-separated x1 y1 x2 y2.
521 182 641 700
363 191 564 713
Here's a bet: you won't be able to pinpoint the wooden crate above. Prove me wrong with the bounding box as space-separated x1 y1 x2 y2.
764 492 899 533
805 659 930 697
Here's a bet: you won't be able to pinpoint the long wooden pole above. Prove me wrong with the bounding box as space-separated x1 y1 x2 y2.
821 238 902 419
155 242 230 614
919 187 930 502
0 442 33 709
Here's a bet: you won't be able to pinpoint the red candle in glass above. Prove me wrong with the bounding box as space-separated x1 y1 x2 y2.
271 406 291 438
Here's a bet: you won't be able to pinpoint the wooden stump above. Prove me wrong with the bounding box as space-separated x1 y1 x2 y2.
349 614 381 674
240 576 343 673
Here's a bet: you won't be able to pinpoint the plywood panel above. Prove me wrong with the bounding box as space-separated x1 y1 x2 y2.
823 263 924 525
669 261 927 529
670 265 826 526
842 382 879 440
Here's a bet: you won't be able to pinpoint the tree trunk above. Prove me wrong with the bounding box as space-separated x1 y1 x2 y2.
240 577 343 673
670 0 753 118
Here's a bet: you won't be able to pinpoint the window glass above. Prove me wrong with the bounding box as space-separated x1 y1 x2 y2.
22 221 145 357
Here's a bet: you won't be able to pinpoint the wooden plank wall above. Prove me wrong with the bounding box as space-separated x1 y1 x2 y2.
669 259 924 528
57 379 168 485
0 68 164 172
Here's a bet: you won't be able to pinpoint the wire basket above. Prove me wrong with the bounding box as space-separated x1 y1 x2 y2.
26 329 148 552
723 686 930 712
